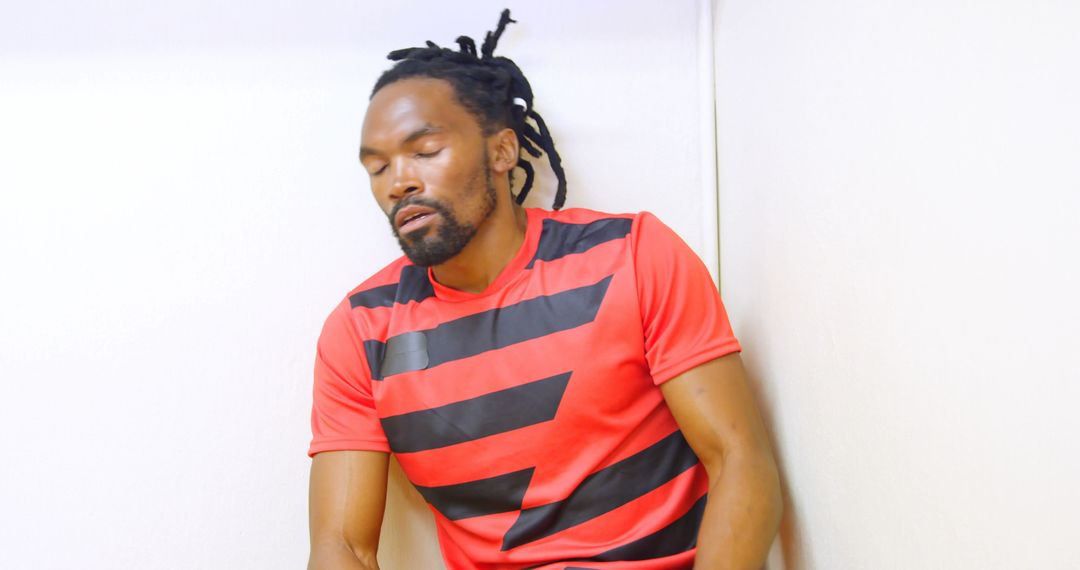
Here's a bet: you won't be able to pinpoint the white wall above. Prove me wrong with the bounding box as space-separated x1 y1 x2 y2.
714 1 1080 568
0 2 710 568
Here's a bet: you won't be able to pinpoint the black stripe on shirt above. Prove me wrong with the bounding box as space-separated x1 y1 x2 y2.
414 467 535 521
380 372 572 453
591 492 706 561
364 275 613 380
521 495 705 569
501 429 700 551
526 218 633 269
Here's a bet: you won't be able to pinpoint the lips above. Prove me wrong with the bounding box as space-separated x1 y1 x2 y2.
394 204 438 233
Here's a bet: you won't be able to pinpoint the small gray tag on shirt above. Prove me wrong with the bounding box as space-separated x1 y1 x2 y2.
381 331 429 377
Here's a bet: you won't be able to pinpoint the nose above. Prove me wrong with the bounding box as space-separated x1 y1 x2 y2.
387 158 422 203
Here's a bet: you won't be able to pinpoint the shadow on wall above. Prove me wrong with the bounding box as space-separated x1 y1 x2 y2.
740 350 804 570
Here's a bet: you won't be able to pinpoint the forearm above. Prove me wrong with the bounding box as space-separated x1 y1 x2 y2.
693 450 782 570
308 539 380 570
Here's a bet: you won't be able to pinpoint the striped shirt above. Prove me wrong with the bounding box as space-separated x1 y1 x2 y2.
310 207 741 569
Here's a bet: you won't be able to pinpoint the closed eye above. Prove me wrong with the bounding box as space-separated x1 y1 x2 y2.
416 149 443 159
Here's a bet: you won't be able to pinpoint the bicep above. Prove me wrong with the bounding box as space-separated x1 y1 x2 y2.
309 450 390 558
659 353 774 472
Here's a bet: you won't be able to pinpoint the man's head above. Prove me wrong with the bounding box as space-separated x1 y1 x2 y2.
358 10 567 266
361 78 504 267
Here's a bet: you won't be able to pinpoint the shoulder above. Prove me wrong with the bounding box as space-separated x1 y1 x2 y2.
538 206 636 224
628 210 684 244
524 207 639 267
531 207 641 242
528 208 684 262
538 207 667 233
319 256 430 339
341 256 434 311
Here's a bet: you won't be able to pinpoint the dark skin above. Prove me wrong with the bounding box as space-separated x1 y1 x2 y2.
309 77 782 570
359 78 526 294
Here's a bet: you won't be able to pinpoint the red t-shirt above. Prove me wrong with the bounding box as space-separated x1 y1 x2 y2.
310 208 741 569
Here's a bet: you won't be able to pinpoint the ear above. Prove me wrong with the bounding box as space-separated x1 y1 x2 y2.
488 127 520 175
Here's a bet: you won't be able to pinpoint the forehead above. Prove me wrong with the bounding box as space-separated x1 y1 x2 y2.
361 77 480 147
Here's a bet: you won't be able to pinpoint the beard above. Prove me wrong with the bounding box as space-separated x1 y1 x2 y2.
388 164 496 267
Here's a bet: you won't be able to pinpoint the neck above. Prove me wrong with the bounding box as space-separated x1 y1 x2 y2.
430 198 528 294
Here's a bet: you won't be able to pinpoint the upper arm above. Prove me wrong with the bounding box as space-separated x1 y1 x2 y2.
659 353 775 473
309 450 390 564
308 299 393 568
628 213 763 469
309 301 391 457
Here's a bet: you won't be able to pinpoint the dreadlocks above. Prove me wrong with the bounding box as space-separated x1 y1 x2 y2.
371 9 567 210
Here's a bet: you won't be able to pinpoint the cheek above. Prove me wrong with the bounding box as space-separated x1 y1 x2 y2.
421 155 465 189
370 187 393 216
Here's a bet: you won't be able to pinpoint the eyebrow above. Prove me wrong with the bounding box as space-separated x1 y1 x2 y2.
359 125 444 160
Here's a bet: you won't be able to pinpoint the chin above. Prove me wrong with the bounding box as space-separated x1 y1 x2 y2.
399 234 467 267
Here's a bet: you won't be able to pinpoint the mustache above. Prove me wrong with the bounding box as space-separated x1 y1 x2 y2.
388 196 452 230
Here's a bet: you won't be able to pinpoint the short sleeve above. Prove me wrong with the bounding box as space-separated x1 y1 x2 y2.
633 212 742 385
307 300 390 457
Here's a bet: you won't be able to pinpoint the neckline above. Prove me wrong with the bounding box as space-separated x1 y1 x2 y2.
428 208 544 302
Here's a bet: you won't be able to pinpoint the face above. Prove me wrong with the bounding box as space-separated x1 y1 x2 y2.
360 77 497 267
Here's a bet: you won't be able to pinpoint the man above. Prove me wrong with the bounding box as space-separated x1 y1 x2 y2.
308 10 781 570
